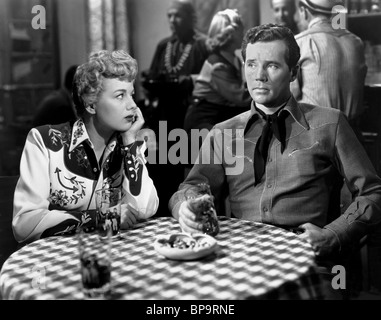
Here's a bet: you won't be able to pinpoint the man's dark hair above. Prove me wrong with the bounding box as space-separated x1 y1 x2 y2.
241 23 300 70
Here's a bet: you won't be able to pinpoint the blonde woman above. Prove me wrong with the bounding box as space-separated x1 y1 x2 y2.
184 8 251 133
13 50 159 244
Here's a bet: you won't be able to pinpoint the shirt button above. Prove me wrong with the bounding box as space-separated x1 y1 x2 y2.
268 158 272 162
131 174 135 178
129 167 134 171
93 168 98 172
263 207 268 212
267 184 272 188
127 160 132 164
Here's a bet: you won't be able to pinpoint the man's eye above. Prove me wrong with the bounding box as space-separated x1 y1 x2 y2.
268 64 278 69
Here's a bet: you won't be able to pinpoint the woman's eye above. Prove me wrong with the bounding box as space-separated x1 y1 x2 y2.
116 93 124 99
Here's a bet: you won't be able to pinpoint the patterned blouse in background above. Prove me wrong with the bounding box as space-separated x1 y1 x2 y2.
13 119 159 244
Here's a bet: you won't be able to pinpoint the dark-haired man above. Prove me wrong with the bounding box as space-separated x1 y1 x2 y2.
169 24 381 298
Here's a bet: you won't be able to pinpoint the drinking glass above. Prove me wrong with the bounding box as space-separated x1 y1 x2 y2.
184 183 219 236
78 226 112 299
95 187 122 237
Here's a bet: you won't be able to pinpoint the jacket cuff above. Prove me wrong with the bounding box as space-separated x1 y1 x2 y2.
325 214 367 253
122 141 144 196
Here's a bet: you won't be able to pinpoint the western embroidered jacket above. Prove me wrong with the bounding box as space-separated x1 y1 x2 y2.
13 120 159 243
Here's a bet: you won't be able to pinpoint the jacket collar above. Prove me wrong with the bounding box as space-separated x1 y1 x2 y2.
308 16 331 29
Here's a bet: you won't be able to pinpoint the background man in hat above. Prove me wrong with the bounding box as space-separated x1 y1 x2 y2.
291 0 367 131
290 0 369 296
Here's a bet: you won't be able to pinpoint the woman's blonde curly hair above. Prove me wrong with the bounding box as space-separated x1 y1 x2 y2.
73 50 138 117
206 9 243 53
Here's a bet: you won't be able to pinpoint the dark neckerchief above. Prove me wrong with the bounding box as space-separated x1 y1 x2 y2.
253 99 290 185
255 102 288 154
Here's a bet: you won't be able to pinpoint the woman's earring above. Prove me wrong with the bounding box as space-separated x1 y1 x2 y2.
86 104 96 114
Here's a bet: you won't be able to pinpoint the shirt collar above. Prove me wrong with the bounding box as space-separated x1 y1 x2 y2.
283 96 310 130
308 16 330 29
68 119 118 153
244 96 310 134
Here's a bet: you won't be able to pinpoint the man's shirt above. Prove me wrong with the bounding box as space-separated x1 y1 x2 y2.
170 97 381 251
290 17 367 121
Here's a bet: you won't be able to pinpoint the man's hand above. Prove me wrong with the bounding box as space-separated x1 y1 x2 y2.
298 223 340 257
178 201 204 234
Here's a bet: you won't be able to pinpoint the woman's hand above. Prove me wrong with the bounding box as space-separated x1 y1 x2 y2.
121 107 145 145
178 201 204 234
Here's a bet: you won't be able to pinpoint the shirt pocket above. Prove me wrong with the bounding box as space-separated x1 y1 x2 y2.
282 140 328 179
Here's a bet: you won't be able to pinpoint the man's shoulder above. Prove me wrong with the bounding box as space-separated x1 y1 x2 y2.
295 23 362 43
295 28 311 41
156 36 173 48
214 111 251 130
297 102 342 124
193 31 209 54
194 31 207 42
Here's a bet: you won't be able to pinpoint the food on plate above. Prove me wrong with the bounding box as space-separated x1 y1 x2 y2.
154 233 218 260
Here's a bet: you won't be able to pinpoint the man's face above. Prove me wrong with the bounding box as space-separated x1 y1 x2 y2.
167 6 192 35
272 0 296 28
244 40 294 108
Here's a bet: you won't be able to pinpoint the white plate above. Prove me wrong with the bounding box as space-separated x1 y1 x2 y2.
154 233 218 261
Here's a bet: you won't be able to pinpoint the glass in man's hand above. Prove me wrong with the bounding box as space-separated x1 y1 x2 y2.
185 183 220 237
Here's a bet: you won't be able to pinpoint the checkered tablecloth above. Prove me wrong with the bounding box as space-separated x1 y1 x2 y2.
0 216 325 300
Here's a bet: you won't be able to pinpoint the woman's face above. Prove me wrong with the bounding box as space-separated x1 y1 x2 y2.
93 78 137 135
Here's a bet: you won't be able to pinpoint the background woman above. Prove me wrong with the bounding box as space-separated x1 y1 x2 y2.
184 8 251 134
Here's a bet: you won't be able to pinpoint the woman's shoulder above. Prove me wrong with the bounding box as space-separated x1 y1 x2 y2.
30 122 74 151
206 53 225 65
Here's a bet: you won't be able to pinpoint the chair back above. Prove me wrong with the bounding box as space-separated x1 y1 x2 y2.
0 175 19 269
